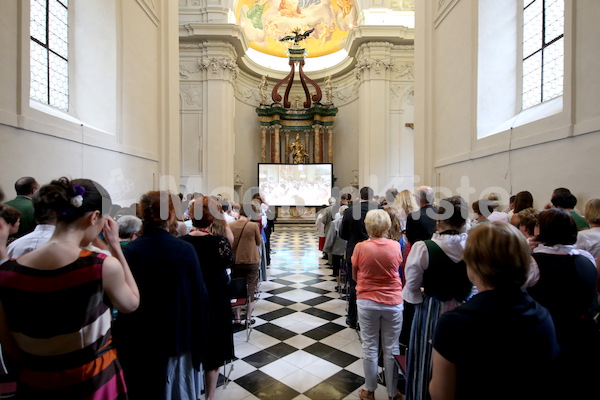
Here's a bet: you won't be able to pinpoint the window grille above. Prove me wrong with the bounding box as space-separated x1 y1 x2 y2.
522 0 564 109
30 0 69 111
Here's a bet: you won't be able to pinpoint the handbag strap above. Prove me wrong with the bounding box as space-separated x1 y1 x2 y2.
232 221 250 257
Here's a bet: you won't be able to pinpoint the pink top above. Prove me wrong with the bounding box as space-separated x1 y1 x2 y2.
352 238 403 305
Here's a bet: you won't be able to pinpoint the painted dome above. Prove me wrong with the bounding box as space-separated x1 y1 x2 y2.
236 0 359 59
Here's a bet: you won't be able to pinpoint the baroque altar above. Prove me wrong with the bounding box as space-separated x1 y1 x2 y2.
256 45 338 164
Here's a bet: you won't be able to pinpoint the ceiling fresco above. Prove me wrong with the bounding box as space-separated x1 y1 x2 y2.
236 0 359 58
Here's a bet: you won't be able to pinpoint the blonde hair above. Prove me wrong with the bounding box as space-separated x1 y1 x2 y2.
385 207 402 241
484 192 501 211
464 222 531 289
584 198 600 225
365 209 391 238
517 207 538 236
394 190 417 215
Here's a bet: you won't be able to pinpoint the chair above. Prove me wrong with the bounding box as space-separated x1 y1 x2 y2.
223 278 253 389
338 266 348 300
254 279 262 303
230 278 253 342
341 260 361 342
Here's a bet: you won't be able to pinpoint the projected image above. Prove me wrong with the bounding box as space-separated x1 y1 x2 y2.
258 164 332 206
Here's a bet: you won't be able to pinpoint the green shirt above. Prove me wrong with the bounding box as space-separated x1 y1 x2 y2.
570 210 590 231
5 196 36 238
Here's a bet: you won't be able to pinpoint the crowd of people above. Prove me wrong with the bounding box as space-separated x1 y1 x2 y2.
0 175 599 399
0 177 274 399
319 185 599 400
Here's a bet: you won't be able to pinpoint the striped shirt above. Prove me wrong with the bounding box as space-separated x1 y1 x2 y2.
0 250 127 399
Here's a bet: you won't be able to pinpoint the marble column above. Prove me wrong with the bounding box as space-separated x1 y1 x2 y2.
314 124 323 163
327 126 333 163
261 126 267 162
270 126 275 162
273 124 281 163
285 132 290 163
304 131 311 163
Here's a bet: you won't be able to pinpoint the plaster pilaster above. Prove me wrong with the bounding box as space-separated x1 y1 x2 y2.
354 42 396 192
180 39 239 197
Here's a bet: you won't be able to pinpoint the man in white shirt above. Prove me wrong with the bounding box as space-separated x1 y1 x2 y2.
7 191 56 259
221 200 237 224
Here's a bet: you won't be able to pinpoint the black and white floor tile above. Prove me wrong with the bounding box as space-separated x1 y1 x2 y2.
217 224 395 400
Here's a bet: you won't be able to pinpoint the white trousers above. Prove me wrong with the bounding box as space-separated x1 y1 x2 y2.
357 299 403 398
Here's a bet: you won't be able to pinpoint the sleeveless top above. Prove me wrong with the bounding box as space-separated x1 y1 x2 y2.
422 240 472 302
0 250 127 399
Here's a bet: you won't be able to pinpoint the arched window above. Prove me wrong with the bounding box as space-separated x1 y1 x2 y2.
30 0 69 111
522 0 564 109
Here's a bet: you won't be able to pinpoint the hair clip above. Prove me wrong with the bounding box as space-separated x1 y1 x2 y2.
71 184 86 208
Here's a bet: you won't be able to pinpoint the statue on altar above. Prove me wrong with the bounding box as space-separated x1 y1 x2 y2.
289 133 308 164
258 75 269 104
293 94 302 109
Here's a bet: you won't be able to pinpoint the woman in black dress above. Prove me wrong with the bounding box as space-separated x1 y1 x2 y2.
181 197 235 400
429 222 559 400
528 208 599 399
117 191 207 399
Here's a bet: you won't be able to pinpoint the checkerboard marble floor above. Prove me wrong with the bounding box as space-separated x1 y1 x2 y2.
217 224 396 400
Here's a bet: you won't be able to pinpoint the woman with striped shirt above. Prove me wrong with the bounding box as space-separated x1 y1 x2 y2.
0 177 140 399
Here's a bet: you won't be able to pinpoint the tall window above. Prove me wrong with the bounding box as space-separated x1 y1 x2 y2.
522 0 564 110
30 0 69 111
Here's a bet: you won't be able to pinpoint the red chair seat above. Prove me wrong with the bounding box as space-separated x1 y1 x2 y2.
231 298 247 307
394 354 406 375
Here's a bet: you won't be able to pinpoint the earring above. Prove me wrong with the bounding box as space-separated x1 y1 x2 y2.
92 221 97 226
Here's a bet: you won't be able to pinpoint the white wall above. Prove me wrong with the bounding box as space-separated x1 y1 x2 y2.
0 0 179 205
234 91 263 201
332 95 360 192
416 0 600 209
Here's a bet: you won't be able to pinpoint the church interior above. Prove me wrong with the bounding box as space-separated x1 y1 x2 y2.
2 0 598 206
1 0 599 399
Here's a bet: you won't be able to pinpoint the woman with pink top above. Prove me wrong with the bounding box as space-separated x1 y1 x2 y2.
352 209 404 400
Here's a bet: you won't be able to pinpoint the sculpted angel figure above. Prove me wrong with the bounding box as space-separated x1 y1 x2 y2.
293 94 302 109
258 75 269 104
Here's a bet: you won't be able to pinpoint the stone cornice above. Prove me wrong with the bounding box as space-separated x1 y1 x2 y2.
179 23 247 58
345 25 414 58
179 23 414 83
